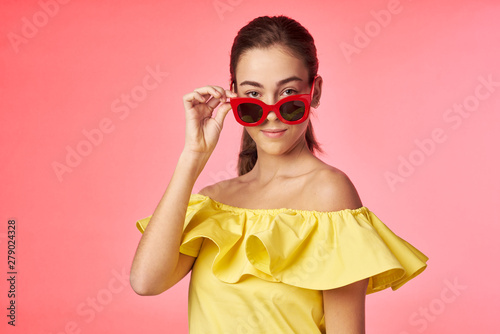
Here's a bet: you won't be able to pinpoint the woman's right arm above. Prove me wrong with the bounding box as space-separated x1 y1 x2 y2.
130 85 236 296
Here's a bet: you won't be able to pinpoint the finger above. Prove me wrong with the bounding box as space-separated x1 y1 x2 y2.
183 92 206 112
213 102 233 127
225 89 238 98
207 87 236 109
206 87 230 109
206 96 222 110
194 86 223 101
184 91 206 105
212 86 227 100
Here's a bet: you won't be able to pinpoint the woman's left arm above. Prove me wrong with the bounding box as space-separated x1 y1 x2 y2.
323 278 369 334
313 168 368 332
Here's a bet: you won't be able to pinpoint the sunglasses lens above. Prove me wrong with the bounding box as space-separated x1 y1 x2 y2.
279 101 306 121
237 103 264 124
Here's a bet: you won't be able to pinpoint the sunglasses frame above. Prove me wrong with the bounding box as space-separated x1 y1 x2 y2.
230 76 317 126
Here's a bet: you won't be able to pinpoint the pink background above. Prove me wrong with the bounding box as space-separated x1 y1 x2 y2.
1 0 499 333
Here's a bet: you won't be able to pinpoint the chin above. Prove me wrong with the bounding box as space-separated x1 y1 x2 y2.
258 138 307 156
260 145 290 156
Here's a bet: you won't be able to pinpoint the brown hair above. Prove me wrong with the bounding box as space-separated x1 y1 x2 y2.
230 16 322 175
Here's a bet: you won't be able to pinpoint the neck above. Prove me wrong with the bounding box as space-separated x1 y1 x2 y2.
248 139 316 183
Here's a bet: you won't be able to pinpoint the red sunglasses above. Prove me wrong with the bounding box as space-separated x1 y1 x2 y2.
230 77 317 126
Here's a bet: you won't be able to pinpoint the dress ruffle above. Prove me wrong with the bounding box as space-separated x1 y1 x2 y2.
136 194 428 294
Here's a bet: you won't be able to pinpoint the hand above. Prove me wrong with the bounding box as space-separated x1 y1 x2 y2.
182 86 236 155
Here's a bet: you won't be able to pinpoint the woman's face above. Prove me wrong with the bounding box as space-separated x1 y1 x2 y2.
234 45 317 156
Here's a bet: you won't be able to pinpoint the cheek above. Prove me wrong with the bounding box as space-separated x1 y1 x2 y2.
293 120 310 136
244 127 259 141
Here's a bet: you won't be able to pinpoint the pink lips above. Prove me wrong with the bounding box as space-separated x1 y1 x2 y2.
261 129 287 138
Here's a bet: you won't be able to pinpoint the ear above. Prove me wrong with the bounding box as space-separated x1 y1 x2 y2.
230 80 237 94
312 75 323 108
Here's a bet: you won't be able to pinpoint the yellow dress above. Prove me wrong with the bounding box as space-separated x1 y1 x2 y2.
136 194 428 333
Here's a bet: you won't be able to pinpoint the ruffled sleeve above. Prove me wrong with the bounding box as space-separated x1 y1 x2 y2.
245 207 428 293
136 194 428 294
136 194 226 257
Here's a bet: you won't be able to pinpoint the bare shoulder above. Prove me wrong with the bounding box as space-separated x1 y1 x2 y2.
306 164 363 212
197 177 239 201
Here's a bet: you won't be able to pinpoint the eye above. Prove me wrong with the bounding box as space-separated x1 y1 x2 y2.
282 88 298 96
246 91 260 98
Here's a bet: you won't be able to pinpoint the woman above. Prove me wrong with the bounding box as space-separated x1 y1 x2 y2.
130 15 428 333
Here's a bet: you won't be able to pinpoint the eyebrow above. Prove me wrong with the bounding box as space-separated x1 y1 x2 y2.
239 76 304 88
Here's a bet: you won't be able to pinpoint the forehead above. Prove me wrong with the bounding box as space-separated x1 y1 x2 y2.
235 46 308 85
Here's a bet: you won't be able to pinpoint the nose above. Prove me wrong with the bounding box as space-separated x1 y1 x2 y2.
264 96 280 122
266 109 279 122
